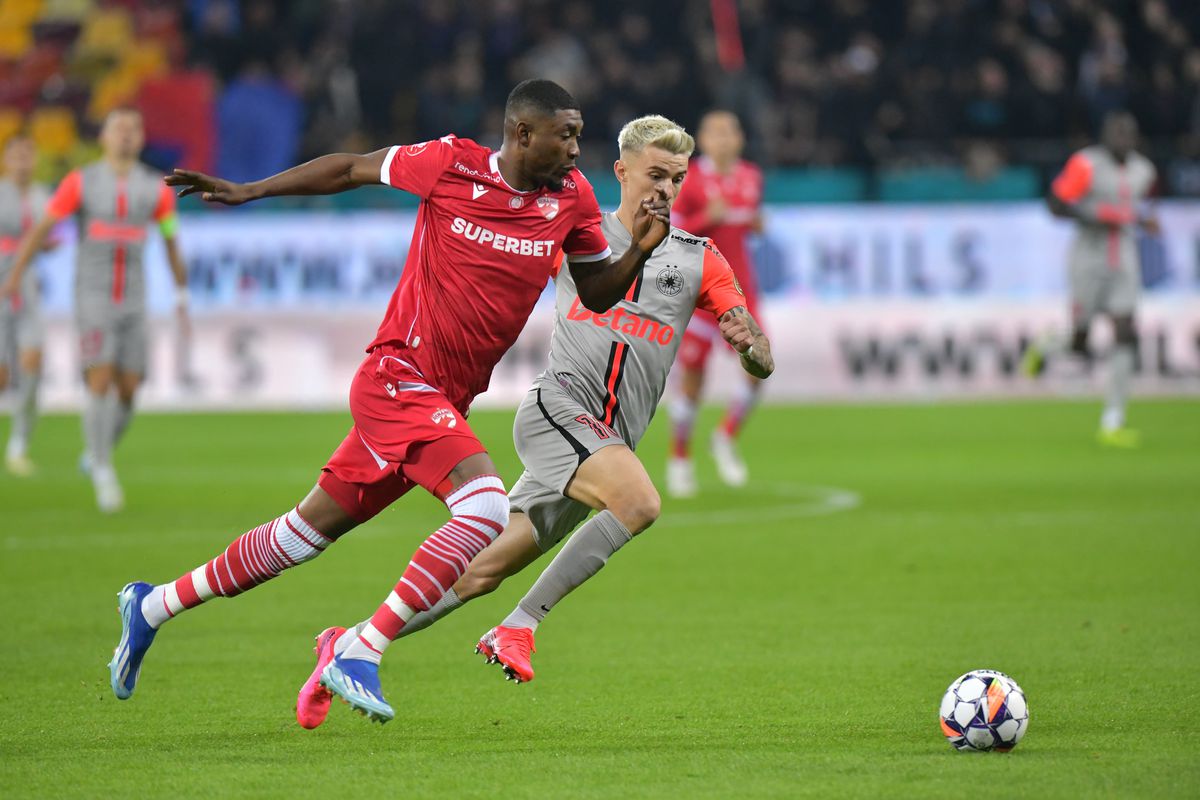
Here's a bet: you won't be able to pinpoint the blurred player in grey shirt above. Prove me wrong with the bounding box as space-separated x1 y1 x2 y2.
1027 111 1159 447
298 115 773 713
0 134 52 476
4 109 189 509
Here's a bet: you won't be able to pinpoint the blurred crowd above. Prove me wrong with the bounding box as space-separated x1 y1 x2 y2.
1 0 1199 192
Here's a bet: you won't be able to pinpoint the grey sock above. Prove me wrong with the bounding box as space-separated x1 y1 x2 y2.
83 392 111 468
9 369 39 450
1104 345 1135 424
397 587 464 638
508 510 633 626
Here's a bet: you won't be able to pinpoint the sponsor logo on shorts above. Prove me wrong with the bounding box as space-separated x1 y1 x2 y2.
432 408 457 428
566 296 675 346
656 266 684 296
449 217 556 257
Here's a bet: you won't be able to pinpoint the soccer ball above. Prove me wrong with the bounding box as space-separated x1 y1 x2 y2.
939 669 1029 752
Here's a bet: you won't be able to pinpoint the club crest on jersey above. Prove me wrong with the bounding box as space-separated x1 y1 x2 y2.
656 266 684 297
536 196 559 220
509 196 524 209
432 408 457 428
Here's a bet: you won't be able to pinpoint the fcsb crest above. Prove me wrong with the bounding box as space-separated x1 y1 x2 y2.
536 196 559 220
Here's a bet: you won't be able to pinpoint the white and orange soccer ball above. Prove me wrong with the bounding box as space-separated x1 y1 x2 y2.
939 669 1029 752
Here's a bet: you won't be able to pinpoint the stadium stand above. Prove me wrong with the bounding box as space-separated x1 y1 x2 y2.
0 0 1196 199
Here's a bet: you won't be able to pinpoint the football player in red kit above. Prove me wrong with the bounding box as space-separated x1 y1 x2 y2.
107 80 670 724
667 110 765 496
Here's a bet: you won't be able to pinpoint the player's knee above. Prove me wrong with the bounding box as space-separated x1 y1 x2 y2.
446 475 509 543
610 486 661 534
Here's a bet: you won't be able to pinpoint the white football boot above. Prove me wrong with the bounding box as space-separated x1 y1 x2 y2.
711 429 748 487
666 457 698 498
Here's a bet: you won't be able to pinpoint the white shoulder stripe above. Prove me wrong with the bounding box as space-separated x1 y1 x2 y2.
380 145 400 187
567 246 612 264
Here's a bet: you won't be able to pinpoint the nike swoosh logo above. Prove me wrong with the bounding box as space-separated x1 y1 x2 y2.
472 183 488 200
540 604 551 613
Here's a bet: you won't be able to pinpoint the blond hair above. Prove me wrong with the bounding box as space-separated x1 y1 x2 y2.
617 115 695 158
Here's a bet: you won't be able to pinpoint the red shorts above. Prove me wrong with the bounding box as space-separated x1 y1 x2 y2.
678 294 762 371
318 346 487 523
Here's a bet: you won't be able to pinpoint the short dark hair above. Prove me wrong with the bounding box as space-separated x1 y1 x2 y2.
505 79 579 120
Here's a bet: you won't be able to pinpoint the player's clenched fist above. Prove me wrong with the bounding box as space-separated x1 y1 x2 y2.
165 170 256 205
719 309 755 353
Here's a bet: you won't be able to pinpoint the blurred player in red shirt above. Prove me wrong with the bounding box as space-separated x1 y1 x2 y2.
105 80 671 725
667 110 764 496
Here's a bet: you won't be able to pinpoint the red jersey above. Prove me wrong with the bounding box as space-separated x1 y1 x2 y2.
671 156 763 302
369 136 611 412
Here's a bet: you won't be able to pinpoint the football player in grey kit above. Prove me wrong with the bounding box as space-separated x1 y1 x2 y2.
0 134 52 476
4 108 189 509
1025 111 1159 447
300 115 773 705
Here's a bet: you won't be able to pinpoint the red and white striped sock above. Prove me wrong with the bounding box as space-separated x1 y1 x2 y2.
141 507 331 629
720 382 760 439
670 397 696 459
340 475 508 664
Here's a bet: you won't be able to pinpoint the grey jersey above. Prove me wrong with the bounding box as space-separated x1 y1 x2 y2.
1064 146 1156 270
0 180 51 303
540 212 745 446
67 160 168 309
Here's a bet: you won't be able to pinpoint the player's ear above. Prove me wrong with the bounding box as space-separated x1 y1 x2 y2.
613 159 626 184
515 120 533 148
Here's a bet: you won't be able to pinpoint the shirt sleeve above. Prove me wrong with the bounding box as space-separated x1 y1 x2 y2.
549 248 566 279
697 240 745 320
1051 153 1092 203
563 176 611 263
153 182 180 238
44 169 83 219
379 136 456 199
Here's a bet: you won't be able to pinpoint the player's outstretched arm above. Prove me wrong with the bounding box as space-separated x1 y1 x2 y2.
570 197 670 312
720 305 774 379
165 149 391 205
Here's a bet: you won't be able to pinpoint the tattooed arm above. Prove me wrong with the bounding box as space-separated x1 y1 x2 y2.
718 305 774 379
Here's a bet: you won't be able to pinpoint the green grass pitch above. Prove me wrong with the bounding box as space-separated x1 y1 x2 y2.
2 400 1198 798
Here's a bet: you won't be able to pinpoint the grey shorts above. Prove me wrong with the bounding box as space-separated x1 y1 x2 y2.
509 378 626 551
0 300 44 364
77 303 147 374
1069 257 1140 321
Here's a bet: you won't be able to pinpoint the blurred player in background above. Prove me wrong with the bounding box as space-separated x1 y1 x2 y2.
294 116 773 720
4 109 189 509
1025 111 1158 447
667 110 764 496
109 80 671 725
0 134 52 477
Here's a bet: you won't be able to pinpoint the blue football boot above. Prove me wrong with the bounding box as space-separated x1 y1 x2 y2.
108 582 158 700
319 654 394 724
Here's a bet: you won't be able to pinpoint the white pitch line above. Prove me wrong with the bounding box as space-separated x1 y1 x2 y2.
658 483 862 528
